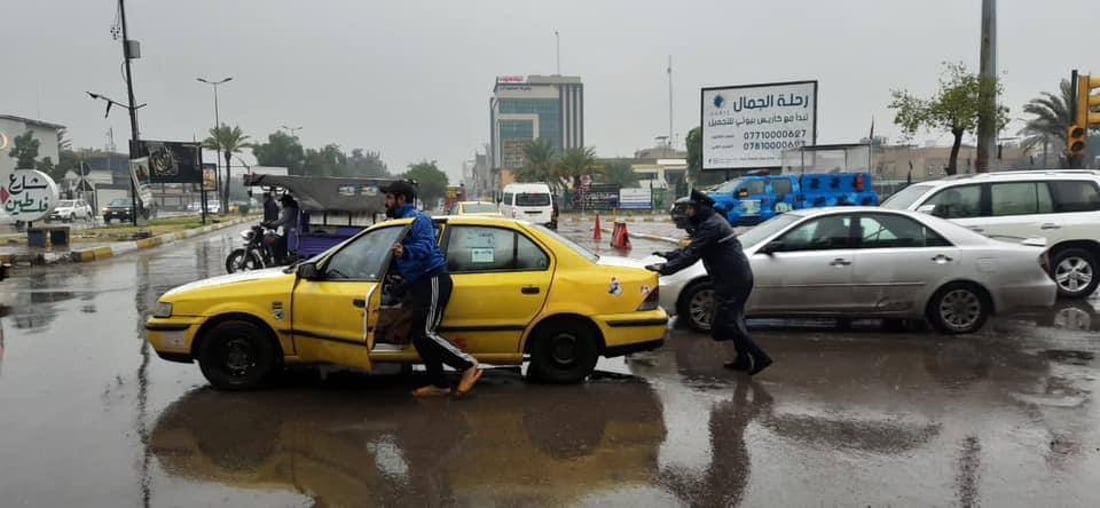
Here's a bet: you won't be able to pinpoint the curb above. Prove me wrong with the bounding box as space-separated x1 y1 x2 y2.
0 215 259 266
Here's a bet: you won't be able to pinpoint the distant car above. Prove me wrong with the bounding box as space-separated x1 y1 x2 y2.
651 207 1057 335
500 183 555 228
453 201 503 216
102 198 135 223
49 199 94 222
881 169 1100 299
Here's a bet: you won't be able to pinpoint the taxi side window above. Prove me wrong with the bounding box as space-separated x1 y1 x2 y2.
446 226 549 273
324 226 403 281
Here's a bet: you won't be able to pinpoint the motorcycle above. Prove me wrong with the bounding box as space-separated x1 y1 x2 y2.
225 225 281 273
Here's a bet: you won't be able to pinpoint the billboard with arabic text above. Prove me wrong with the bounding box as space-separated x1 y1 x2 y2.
701 80 817 171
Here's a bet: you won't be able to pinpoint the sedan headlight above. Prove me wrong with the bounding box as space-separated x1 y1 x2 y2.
153 302 173 318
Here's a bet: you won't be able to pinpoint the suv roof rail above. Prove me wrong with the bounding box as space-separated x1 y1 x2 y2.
935 169 1100 182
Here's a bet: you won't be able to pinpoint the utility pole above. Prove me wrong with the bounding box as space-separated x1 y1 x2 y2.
667 55 674 154
119 0 141 225
554 31 561 75
975 0 997 173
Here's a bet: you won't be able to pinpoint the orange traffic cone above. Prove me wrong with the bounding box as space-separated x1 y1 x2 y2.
611 219 632 251
593 213 603 241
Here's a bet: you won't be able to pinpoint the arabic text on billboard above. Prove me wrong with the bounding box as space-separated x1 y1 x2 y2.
701 81 817 171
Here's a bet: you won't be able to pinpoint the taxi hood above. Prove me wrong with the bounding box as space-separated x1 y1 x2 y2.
162 267 290 299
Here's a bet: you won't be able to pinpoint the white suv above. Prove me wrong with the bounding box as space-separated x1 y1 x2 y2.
882 170 1100 298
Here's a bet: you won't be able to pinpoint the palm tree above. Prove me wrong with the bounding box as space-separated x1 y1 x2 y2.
555 146 600 191
203 124 251 210
517 138 557 188
1018 79 1074 167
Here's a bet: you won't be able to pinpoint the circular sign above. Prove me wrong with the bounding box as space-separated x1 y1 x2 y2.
0 169 60 222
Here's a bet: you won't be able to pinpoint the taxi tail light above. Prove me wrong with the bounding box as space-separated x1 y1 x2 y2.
637 286 660 311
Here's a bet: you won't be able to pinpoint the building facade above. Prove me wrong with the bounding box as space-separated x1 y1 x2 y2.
490 75 584 190
0 114 65 177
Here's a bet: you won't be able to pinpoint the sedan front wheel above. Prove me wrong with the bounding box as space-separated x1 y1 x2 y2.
677 280 714 334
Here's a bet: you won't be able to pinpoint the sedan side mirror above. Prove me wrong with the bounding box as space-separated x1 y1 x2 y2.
296 262 321 281
758 240 784 255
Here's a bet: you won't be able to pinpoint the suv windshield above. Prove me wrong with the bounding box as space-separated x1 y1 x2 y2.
516 193 551 206
58 200 75 207
713 178 744 195
881 184 933 209
109 199 132 207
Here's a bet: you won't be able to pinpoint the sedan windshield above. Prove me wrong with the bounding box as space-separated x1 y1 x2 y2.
462 203 498 214
736 213 801 248
532 224 598 262
880 184 933 210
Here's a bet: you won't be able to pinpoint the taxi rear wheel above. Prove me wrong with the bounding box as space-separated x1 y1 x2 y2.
198 321 277 390
527 319 599 384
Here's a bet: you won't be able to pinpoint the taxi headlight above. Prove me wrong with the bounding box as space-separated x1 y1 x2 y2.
153 302 173 318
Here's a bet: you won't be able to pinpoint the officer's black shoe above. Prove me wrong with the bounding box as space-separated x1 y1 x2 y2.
723 357 750 371
747 355 773 376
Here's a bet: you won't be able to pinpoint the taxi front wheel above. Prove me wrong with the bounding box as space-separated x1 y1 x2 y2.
198 321 278 390
527 319 599 384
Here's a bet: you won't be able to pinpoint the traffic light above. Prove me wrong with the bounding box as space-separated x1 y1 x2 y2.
1076 74 1100 129
1067 73 1100 166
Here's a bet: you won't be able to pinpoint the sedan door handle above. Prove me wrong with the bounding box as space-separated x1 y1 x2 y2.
968 226 985 233
829 258 852 267
931 254 954 263
352 298 366 308
521 286 541 295
1040 223 1061 230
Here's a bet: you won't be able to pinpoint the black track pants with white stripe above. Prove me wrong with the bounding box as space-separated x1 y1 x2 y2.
409 272 476 388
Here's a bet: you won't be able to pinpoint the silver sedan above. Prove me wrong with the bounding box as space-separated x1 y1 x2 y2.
650 207 1057 335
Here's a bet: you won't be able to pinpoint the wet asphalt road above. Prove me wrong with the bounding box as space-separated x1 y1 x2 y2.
1 226 1099 507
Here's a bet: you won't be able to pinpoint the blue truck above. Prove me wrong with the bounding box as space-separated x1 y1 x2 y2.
705 172 879 226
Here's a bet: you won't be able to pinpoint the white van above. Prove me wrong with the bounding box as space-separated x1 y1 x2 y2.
500 183 556 228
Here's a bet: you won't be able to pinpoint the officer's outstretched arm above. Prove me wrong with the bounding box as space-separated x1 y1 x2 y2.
656 222 722 275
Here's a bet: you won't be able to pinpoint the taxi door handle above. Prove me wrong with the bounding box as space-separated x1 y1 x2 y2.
1040 223 1061 230
521 286 541 295
352 298 366 308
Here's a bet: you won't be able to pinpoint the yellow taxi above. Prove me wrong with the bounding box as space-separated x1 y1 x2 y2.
145 216 667 390
452 200 503 216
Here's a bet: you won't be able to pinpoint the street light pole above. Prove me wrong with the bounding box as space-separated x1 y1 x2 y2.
976 0 997 173
119 0 141 226
197 76 232 212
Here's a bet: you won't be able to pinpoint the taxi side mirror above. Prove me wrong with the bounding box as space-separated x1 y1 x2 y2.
297 262 321 281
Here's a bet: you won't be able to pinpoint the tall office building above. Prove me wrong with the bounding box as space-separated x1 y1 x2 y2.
490 75 583 186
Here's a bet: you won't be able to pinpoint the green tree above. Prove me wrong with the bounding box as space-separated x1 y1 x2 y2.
344 148 389 177
890 62 1009 175
516 138 557 187
202 124 252 209
252 131 305 175
402 160 449 207
8 131 40 169
555 146 599 190
35 157 66 183
598 159 640 187
1018 79 1077 166
303 144 347 177
685 127 725 188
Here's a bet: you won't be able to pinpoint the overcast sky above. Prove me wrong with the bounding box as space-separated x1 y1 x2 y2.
2 0 1096 181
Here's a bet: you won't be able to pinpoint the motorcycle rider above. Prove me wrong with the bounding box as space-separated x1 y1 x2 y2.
263 195 300 262
645 189 773 375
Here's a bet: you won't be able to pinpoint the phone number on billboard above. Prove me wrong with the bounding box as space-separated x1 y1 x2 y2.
743 130 808 140
743 140 806 151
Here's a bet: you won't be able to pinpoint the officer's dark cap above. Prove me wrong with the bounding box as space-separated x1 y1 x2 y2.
690 189 716 208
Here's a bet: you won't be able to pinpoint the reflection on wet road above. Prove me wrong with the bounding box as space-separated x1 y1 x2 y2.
0 228 1097 506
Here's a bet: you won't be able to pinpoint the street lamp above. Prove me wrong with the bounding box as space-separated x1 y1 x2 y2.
281 125 303 138
197 76 232 211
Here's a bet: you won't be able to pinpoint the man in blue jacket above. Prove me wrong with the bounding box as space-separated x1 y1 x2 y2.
384 181 483 397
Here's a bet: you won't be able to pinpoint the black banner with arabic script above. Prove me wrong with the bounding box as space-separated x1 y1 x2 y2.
129 140 203 184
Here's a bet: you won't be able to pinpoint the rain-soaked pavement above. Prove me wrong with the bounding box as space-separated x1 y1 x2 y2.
1 225 1098 507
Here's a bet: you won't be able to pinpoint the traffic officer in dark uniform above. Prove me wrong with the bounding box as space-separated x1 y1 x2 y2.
646 189 773 375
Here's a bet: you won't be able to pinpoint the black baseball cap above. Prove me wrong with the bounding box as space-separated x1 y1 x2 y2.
384 180 417 202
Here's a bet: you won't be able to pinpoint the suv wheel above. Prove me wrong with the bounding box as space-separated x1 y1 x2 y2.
1052 248 1098 299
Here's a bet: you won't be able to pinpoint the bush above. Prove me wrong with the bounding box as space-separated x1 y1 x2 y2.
238 205 251 215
